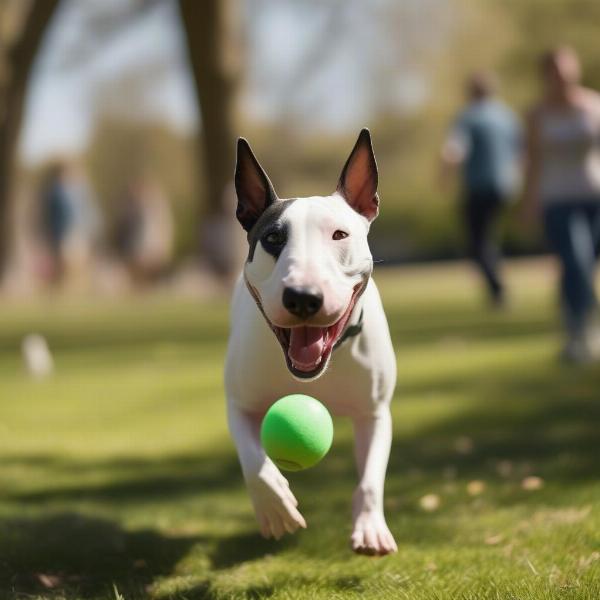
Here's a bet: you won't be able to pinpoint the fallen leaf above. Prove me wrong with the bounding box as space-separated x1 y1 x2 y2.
467 480 486 496
35 573 62 589
522 476 544 491
485 534 504 545
419 493 441 512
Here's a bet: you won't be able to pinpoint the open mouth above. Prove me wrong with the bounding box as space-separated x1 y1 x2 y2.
270 285 363 379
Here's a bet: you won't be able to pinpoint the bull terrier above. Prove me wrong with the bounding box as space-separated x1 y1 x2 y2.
225 129 397 555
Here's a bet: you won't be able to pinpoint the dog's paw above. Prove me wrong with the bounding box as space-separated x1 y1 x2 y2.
351 511 397 556
247 460 307 540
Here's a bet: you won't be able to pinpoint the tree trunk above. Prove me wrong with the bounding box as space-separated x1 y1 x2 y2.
178 0 243 278
0 0 59 277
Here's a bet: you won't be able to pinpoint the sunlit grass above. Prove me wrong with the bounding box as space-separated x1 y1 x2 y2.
0 259 599 599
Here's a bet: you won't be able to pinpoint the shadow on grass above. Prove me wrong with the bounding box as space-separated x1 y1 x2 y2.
210 531 296 570
290 363 600 545
8 454 242 505
389 366 600 486
175 580 276 600
0 509 291 600
386 303 555 346
1 362 599 597
5 362 599 511
0 512 199 599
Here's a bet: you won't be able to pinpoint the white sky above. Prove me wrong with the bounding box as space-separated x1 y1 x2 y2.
19 0 433 166
19 0 197 165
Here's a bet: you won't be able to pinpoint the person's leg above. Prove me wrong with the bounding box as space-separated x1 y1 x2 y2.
464 190 504 304
566 205 598 324
544 203 598 359
590 203 600 259
584 203 600 353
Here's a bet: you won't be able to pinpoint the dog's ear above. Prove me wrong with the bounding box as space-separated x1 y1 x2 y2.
235 138 278 231
336 128 379 222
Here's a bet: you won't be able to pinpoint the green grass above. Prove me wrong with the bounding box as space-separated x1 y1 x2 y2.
1 259 599 600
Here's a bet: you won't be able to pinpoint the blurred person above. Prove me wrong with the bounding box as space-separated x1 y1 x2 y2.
199 181 247 286
39 161 102 285
522 46 600 363
440 72 522 307
115 176 174 283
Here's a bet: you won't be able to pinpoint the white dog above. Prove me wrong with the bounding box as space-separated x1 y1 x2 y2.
225 129 397 555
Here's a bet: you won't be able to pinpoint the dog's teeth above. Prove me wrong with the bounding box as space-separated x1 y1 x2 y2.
290 356 322 370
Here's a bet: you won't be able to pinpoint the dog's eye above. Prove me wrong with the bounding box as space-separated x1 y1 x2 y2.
332 230 349 241
264 230 286 245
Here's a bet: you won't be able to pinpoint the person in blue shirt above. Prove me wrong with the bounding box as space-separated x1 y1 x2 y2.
441 72 522 306
40 161 102 285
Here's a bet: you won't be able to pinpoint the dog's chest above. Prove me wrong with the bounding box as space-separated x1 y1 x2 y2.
226 277 393 419
231 336 374 418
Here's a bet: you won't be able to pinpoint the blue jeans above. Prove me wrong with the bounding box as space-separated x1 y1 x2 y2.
464 188 506 302
544 202 600 334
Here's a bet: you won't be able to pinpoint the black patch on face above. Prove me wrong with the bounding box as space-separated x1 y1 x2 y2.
259 223 288 259
247 199 296 261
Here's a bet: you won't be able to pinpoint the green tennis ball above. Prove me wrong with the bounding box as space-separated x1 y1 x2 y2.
260 394 334 471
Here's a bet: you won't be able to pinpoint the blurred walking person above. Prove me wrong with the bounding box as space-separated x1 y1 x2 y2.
523 46 600 363
39 161 102 286
441 72 522 307
115 176 174 284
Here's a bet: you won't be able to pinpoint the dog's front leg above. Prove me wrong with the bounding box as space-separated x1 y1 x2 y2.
227 401 307 540
351 407 397 555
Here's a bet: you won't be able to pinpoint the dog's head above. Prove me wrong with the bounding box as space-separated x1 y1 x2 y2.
235 129 379 381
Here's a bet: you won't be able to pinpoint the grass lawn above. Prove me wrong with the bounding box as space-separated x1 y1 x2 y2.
0 259 599 599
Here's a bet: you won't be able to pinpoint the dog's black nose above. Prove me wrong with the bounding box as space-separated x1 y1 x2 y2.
282 286 324 319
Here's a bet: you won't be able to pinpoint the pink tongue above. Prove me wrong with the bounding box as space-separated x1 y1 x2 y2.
288 326 326 370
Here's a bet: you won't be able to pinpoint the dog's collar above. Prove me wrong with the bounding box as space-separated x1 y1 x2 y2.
333 309 364 350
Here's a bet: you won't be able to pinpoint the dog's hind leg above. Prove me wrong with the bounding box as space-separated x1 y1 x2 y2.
351 407 397 555
227 401 307 540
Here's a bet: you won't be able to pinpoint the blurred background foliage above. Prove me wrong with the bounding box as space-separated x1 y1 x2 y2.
9 0 600 265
